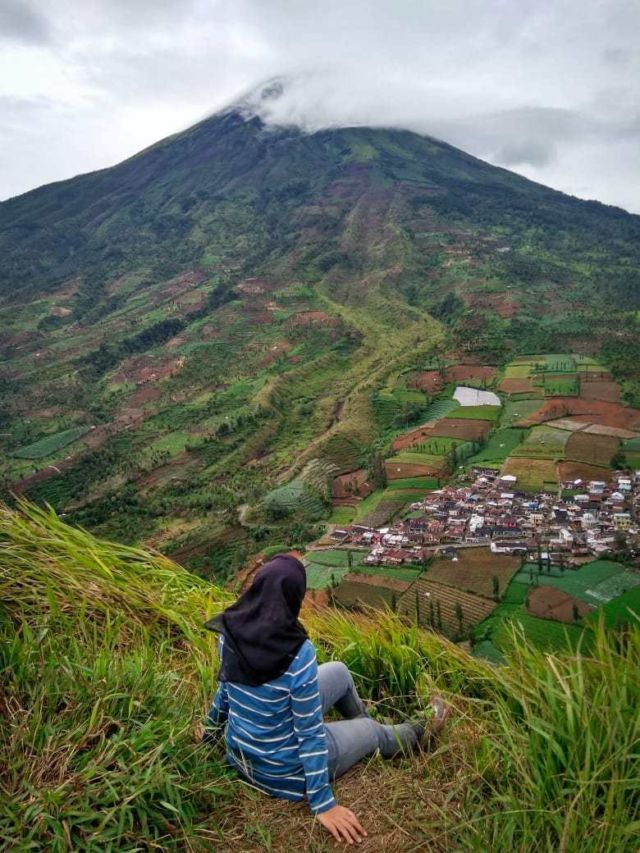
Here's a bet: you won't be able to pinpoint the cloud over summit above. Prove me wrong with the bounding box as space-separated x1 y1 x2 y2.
1 0 639 211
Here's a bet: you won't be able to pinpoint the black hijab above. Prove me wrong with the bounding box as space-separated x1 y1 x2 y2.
204 554 308 686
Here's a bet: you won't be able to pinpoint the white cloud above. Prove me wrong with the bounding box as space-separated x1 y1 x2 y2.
1 0 638 212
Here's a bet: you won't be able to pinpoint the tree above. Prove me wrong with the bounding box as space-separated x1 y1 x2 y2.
492 574 500 601
347 550 353 570
572 603 580 623
415 591 421 627
436 600 442 630
454 602 464 637
429 598 436 627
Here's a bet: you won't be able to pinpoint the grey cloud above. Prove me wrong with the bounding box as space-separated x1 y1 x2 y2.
0 0 52 44
0 0 638 212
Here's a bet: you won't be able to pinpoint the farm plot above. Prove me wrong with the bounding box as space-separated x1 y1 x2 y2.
385 476 440 490
263 479 326 517
406 370 443 394
385 456 447 480
590 587 640 627
526 586 595 623
557 461 612 483
421 399 458 422
425 548 521 599
10 425 90 459
358 499 407 527
430 418 492 442
332 579 399 610
501 398 544 426
398 578 497 639
306 549 365 567
511 425 571 459
499 377 537 394
501 457 558 489
349 565 423 583
444 364 497 384
533 560 637 606
305 563 350 590
467 428 526 464
503 363 535 379
565 431 619 466
447 405 501 422
580 381 621 402
490 605 589 654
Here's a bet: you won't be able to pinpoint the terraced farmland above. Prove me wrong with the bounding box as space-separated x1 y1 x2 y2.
398 578 498 638
425 549 521 599
10 426 90 459
511 425 571 459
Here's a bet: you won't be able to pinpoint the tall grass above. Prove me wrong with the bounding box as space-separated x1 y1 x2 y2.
2 502 639 851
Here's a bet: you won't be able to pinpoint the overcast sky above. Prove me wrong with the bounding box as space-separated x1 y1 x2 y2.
1 0 639 212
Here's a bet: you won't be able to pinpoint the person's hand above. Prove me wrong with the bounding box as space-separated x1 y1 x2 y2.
317 805 367 845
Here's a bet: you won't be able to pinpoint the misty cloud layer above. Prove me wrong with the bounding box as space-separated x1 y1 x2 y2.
1 0 639 212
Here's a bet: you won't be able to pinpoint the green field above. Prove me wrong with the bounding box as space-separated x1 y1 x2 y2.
468 428 526 464
385 476 440 490
483 604 590 654
328 506 356 524
10 426 90 460
589 587 640 627
421 399 458 422
500 398 544 426
305 548 366 567
511 425 571 459
447 405 501 421
513 560 639 607
304 563 350 590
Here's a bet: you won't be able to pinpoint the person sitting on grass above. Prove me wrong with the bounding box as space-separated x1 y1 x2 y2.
203 553 449 846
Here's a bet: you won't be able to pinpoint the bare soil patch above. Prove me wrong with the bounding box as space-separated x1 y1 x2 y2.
385 461 446 479
527 586 595 623
499 377 537 394
580 381 621 403
332 469 374 499
407 370 444 394
430 418 492 441
521 398 640 430
426 548 521 599
343 572 412 592
565 431 619 466
558 460 613 482
112 355 185 385
444 364 497 383
392 424 435 451
236 276 275 295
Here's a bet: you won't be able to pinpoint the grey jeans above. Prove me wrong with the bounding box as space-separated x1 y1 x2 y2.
318 661 419 779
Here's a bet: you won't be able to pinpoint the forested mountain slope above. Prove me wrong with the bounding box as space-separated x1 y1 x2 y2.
2 82 640 574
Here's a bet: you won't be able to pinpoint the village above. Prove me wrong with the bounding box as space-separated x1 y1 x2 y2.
329 467 640 569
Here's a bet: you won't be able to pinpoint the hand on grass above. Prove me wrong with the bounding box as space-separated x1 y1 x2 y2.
317 805 367 845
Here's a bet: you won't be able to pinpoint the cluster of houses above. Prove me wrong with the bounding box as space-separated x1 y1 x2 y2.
330 468 640 567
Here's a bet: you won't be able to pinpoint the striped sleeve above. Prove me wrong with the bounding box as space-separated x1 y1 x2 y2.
289 643 336 814
204 635 228 738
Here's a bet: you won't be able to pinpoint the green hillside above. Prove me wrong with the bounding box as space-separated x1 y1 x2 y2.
1 503 639 851
2 82 640 573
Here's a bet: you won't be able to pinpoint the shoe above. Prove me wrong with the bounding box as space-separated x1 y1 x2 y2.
426 696 450 735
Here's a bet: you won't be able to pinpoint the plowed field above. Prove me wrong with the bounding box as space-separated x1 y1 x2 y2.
430 418 491 441
399 578 497 638
425 548 521 599
565 432 619 466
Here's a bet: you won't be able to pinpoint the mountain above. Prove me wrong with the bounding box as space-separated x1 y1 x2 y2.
2 81 640 573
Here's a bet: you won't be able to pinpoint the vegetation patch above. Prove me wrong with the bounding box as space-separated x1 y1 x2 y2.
305 562 350 590
565 431 620 466
10 425 90 459
501 457 558 489
399 578 498 639
425 549 521 600
447 405 502 422
468 428 526 464
511 425 571 460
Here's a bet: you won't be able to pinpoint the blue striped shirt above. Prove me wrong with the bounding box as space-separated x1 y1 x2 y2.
206 637 336 814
